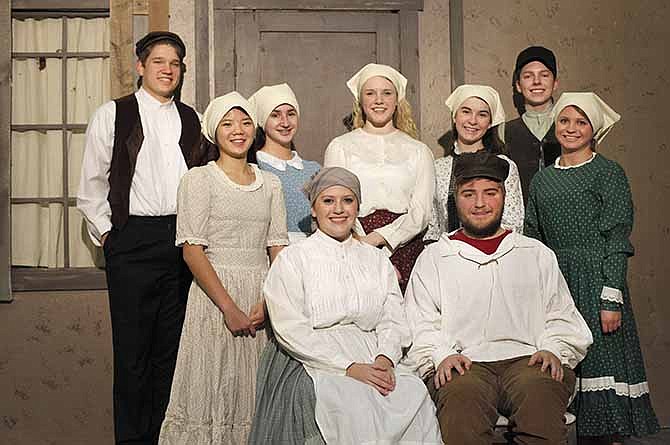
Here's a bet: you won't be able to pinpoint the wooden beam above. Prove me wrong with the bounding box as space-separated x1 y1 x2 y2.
111 0 135 98
12 0 108 9
0 0 10 301
399 9 420 130
148 0 169 31
214 0 423 10
195 0 210 110
449 0 464 89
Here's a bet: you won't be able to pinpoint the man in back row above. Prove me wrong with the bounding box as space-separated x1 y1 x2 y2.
77 32 203 445
506 45 562 203
406 152 593 444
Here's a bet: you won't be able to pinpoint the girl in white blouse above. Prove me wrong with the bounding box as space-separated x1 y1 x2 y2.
264 167 442 445
324 63 435 291
424 84 524 241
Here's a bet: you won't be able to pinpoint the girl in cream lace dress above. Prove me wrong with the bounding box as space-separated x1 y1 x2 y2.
159 92 288 444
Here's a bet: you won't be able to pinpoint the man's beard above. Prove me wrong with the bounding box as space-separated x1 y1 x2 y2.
459 210 503 239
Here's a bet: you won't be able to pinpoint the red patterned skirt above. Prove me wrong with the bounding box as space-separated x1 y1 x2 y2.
359 209 425 292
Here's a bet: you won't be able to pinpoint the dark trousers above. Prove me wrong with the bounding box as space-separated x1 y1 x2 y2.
104 216 191 445
425 356 576 445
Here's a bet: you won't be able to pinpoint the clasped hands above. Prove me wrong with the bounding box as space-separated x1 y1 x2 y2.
222 300 266 337
433 349 565 390
346 355 396 396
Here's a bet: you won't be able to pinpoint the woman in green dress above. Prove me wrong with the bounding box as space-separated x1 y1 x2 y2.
525 92 659 444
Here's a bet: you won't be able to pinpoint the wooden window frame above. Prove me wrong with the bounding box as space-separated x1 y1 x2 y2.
4 2 110 296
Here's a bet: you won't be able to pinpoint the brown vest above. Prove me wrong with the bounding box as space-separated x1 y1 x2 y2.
107 93 203 229
505 117 561 204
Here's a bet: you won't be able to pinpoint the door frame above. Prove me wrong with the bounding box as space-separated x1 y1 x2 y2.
196 0 423 127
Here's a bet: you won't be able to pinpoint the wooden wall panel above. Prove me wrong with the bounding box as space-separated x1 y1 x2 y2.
110 0 135 98
0 0 10 301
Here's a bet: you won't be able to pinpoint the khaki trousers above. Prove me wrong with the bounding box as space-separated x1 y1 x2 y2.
425 356 576 445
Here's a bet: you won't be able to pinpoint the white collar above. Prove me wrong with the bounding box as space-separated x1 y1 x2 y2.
136 87 175 110
554 152 597 170
256 150 304 171
313 228 355 248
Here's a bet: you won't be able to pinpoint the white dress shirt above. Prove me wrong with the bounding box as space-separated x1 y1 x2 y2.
77 88 188 245
405 231 593 378
324 128 435 251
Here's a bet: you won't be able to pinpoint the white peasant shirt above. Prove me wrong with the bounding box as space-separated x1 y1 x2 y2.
324 128 435 251
406 231 593 379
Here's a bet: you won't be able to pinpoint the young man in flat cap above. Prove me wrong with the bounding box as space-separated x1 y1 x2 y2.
506 46 562 203
77 31 204 445
405 152 592 445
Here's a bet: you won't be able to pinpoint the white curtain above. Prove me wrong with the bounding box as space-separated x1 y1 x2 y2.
11 17 110 268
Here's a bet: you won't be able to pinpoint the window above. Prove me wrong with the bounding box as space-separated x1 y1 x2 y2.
10 11 110 290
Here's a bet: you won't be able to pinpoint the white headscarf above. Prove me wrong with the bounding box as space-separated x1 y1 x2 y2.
444 84 506 128
201 91 257 144
346 63 408 101
552 92 621 143
248 83 300 129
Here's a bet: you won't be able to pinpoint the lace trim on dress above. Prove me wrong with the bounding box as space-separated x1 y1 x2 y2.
600 286 624 304
576 377 650 398
554 152 597 169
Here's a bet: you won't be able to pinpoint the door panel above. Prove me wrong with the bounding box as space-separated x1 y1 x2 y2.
214 7 418 163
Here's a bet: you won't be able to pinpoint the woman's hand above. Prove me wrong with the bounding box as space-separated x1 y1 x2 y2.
248 301 266 329
601 309 622 334
222 302 256 337
360 231 388 248
346 360 396 396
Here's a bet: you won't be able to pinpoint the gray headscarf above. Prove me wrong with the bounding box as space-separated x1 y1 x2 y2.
304 167 361 206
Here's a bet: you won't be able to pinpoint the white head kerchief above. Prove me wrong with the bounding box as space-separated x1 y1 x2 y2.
445 84 506 128
201 91 257 144
346 63 408 101
552 92 621 143
248 83 300 129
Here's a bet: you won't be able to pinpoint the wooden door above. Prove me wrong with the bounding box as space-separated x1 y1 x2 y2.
212 2 421 163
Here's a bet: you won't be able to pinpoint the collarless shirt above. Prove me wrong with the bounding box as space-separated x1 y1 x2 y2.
406 231 593 378
77 87 188 245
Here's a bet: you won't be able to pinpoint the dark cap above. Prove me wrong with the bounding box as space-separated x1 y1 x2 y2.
514 46 556 77
135 31 186 58
454 152 510 184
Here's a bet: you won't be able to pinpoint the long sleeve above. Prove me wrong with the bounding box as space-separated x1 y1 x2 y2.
374 258 411 365
500 155 525 233
537 249 593 369
264 252 353 375
76 101 116 246
374 145 435 249
598 162 634 308
175 168 211 247
265 173 289 247
405 250 456 376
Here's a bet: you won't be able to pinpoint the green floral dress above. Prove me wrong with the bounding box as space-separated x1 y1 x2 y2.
525 153 659 438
